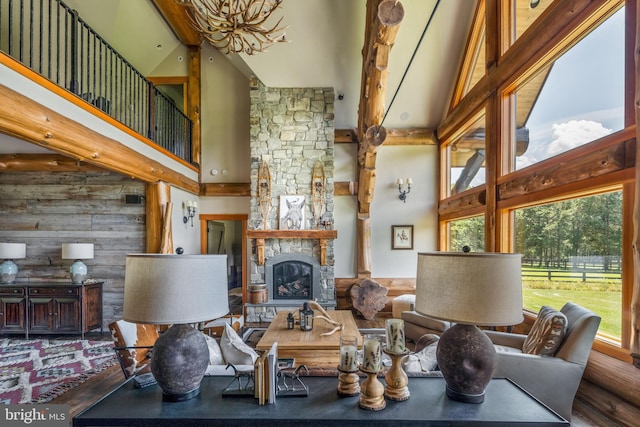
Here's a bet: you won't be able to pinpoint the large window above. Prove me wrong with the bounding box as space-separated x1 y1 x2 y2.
513 0 554 43
448 216 485 253
439 0 629 358
513 8 624 170
514 191 622 340
447 113 486 196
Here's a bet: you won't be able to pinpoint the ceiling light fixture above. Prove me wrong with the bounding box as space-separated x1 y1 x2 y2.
179 0 288 55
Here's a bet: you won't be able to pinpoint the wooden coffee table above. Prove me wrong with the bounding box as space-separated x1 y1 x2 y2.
255 310 362 367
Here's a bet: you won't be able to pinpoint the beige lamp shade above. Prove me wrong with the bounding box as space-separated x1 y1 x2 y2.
123 254 230 325
415 252 523 326
0 243 26 259
62 243 94 260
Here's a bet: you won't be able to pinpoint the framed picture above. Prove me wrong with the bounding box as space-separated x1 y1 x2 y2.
392 225 413 250
279 195 306 230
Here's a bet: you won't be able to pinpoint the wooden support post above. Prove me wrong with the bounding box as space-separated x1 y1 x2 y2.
358 217 372 277
146 181 172 254
631 0 640 366
188 45 201 167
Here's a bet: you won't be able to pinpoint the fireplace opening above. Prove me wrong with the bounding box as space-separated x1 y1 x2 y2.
265 253 321 304
273 261 311 299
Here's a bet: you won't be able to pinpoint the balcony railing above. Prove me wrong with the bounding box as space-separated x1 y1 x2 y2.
0 0 192 164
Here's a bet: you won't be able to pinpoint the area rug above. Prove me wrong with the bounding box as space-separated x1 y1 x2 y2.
0 338 116 404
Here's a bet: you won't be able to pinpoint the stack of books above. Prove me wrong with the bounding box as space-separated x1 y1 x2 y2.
254 342 278 405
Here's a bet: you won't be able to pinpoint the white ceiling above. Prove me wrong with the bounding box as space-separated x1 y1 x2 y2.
2 0 476 152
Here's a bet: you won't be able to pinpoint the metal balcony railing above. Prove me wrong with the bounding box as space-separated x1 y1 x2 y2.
0 0 192 164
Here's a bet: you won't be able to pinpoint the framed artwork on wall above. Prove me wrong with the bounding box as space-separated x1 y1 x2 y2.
392 225 413 250
280 195 306 230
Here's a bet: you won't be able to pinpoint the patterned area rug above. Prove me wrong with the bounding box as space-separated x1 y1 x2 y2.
0 338 116 404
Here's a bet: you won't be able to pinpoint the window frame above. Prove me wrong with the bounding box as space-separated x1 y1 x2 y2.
437 0 632 361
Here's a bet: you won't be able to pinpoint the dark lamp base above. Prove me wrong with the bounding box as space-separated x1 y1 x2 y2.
436 323 496 404
162 387 201 402
151 323 209 402
446 385 485 404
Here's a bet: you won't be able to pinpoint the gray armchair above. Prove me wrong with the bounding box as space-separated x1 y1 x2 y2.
484 302 601 422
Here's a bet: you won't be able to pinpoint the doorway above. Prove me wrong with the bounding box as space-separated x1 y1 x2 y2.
199 214 247 315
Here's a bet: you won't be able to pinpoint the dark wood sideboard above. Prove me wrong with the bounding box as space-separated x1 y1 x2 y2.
0 282 103 339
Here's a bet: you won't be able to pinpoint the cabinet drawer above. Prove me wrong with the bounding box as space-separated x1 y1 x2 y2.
29 287 79 297
0 287 25 296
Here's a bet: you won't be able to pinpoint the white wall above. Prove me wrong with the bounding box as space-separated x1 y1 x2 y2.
369 145 438 277
200 44 251 185
333 143 438 278
333 143 358 277
170 187 201 255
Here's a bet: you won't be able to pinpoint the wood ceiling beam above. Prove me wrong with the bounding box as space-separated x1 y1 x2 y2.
356 0 405 216
354 0 405 278
0 83 199 194
336 128 436 145
200 182 251 197
0 154 106 172
152 0 202 46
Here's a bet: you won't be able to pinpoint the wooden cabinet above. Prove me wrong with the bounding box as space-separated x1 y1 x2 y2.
0 286 26 334
0 282 102 338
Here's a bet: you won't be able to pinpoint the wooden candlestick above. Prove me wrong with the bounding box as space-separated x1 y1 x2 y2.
358 365 386 411
383 349 410 401
337 366 360 397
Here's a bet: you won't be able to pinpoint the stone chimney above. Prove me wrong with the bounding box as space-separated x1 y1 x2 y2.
247 80 336 321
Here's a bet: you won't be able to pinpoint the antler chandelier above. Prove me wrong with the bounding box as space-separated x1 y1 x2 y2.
179 0 288 55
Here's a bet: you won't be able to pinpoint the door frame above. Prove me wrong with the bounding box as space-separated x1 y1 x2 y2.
199 214 248 305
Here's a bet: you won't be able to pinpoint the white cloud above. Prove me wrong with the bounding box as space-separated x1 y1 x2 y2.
516 120 612 169
543 120 612 158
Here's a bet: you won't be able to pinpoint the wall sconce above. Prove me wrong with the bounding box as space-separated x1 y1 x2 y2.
397 178 412 203
183 200 198 227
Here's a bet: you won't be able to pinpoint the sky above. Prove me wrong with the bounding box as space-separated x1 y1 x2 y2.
452 6 625 187
515 7 624 169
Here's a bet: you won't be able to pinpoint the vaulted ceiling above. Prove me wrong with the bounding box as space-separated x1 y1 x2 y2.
1 0 476 152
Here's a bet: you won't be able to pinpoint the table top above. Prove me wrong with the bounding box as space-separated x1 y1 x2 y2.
256 310 362 351
73 376 568 427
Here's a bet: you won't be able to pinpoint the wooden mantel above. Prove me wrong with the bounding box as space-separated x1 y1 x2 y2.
247 229 338 266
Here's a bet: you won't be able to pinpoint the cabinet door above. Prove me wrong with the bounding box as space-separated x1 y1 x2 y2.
82 284 103 332
29 297 55 332
0 296 26 333
54 297 80 332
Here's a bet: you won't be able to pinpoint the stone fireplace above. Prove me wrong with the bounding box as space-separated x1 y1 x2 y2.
246 80 336 322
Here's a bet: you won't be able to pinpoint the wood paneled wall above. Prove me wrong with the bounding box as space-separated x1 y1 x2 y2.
0 170 145 328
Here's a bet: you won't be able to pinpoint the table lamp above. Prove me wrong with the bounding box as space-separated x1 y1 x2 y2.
415 251 522 403
123 254 229 402
0 243 26 283
62 243 94 283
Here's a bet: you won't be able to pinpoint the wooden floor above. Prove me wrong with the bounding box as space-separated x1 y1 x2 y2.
47 312 597 426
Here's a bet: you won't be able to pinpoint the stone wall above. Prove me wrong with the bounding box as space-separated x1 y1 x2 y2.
247 80 335 321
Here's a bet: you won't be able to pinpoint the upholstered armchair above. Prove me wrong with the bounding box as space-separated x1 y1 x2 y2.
484 302 601 422
401 310 451 342
109 320 159 379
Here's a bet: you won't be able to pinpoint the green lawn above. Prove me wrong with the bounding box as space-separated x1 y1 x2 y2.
522 287 621 338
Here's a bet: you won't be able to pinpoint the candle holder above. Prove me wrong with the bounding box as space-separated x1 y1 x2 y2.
358 365 385 411
383 349 410 401
337 366 360 396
